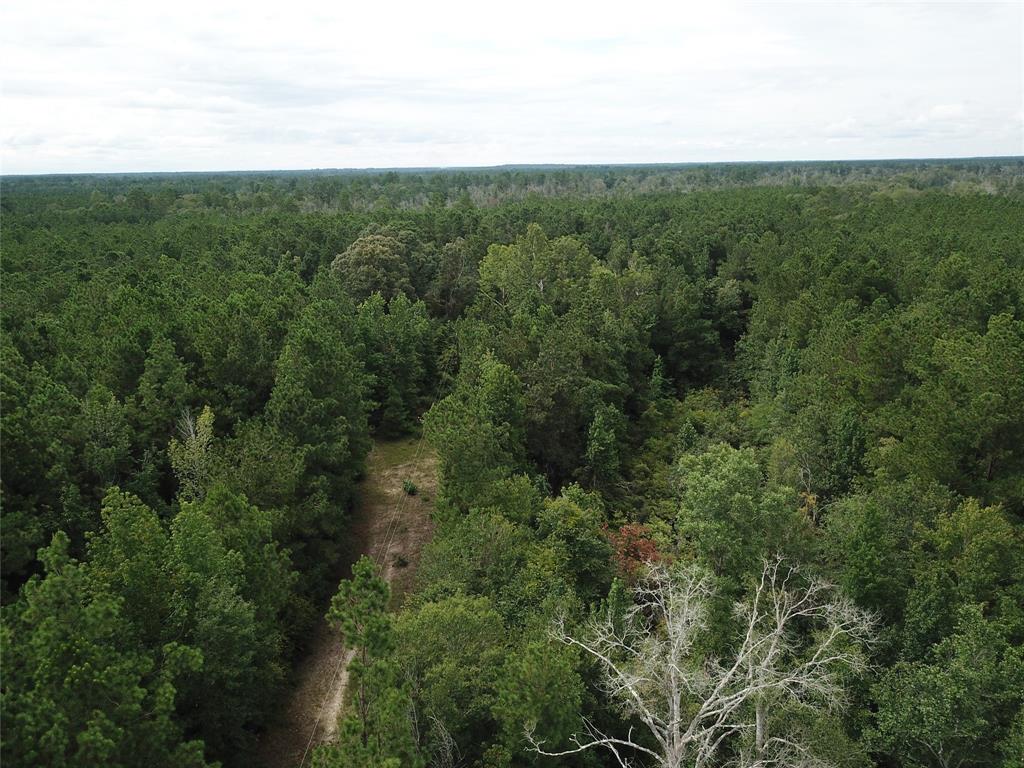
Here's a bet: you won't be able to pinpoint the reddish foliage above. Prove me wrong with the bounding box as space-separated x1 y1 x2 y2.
604 523 661 580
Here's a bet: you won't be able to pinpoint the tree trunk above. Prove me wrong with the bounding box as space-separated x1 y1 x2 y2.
755 697 766 761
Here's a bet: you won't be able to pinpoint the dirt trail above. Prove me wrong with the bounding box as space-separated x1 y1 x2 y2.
257 438 437 768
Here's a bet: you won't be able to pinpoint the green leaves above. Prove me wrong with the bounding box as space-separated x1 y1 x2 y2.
356 292 435 437
2 484 299 767
330 233 415 303
191 270 304 424
265 297 372 578
2 532 210 768
675 442 812 588
168 406 215 503
267 297 370 504
4 165 1024 768
493 636 583 760
327 556 391 653
319 557 423 767
871 605 1023 768
424 353 527 510
396 595 507 747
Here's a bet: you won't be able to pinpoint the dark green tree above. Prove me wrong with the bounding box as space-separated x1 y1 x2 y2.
0 533 209 768
317 556 421 767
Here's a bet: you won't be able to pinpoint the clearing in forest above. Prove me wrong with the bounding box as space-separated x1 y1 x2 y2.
257 437 437 768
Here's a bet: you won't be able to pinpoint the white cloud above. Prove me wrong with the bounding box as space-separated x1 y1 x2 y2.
1 0 1021 173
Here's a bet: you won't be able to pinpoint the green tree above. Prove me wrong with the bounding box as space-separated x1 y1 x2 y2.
582 403 627 491
86 490 173 647
427 237 479 319
872 605 1024 768
331 233 414 302
395 595 508 750
84 487 294 764
356 293 435 436
77 384 132 494
899 497 1023 661
168 405 216 502
164 500 274 757
131 335 192 451
536 486 613 605
266 298 371 575
0 342 78 588
492 635 583 761
889 313 1024 510
0 533 209 768
318 556 421 767
675 443 813 591
212 418 305 515
191 271 304 424
424 353 527 510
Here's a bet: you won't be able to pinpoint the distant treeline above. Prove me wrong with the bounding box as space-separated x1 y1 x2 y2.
4 156 1022 216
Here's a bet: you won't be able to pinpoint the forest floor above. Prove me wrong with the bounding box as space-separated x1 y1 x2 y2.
257 437 438 768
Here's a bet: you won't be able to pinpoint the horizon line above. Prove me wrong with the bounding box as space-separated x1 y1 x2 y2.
3 154 1022 180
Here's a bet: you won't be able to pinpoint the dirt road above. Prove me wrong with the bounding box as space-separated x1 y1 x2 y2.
257 438 437 768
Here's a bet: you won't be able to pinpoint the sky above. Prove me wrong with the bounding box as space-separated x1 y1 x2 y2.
1 1 1021 174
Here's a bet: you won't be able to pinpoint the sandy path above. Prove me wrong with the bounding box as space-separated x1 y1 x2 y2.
257 438 437 768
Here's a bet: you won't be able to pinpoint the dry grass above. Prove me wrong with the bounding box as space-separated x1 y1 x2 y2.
351 436 438 607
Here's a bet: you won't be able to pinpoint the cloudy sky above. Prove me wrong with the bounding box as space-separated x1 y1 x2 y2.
2 1 1021 174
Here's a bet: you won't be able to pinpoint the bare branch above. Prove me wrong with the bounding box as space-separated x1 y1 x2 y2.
525 720 660 767
527 556 877 768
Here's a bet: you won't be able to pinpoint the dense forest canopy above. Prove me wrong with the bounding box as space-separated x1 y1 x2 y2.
1 159 1023 768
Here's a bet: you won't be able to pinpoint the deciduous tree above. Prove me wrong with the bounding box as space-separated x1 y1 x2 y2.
528 558 874 768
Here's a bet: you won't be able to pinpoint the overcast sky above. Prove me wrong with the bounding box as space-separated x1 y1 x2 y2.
2 1 1021 174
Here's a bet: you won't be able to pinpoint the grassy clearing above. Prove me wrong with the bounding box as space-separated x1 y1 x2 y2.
258 436 437 766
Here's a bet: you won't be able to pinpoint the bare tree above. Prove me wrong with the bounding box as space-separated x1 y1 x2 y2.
426 714 462 768
526 556 875 768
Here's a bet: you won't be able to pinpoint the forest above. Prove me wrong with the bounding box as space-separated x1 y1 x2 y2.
1 158 1023 768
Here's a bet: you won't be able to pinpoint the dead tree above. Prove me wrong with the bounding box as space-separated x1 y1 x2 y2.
526 556 875 768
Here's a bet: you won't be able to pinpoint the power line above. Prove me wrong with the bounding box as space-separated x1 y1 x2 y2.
297 340 456 766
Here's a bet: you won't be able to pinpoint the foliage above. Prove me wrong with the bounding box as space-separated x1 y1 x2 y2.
318 555 422 767
0 533 210 768
2 163 1023 767
168 406 215 502
675 443 814 591
604 523 662 582
330 233 415 302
